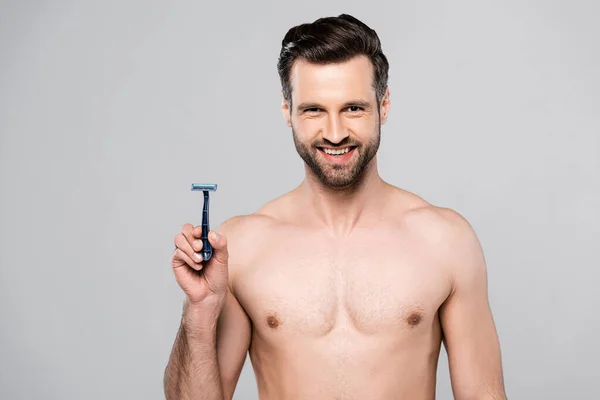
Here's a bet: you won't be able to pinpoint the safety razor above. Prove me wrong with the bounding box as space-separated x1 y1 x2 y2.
191 183 218 262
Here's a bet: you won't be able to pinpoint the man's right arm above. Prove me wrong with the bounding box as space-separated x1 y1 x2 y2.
163 218 252 400
163 289 251 400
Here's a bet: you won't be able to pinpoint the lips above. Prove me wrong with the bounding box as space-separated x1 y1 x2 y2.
317 146 357 163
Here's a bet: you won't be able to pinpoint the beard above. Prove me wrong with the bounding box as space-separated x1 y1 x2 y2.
292 123 381 189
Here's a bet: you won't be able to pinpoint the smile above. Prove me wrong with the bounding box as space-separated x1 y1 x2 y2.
317 146 357 163
319 146 356 155
322 147 351 155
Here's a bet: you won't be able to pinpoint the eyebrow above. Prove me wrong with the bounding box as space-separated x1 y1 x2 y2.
296 100 372 111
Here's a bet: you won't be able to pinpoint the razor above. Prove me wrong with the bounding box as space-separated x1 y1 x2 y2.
191 183 218 262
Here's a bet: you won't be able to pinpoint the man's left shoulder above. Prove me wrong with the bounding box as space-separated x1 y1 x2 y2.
398 201 486 286
396 194 480 252
407 204 473 234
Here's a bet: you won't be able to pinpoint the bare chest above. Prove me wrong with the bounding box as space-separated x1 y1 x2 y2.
233 231 452 337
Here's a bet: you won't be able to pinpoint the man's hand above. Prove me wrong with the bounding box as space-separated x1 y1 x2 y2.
172 224 230 312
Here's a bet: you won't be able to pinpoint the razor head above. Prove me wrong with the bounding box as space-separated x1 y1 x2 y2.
191 183 218 192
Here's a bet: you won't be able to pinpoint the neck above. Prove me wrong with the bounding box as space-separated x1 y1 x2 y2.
297 157 390 235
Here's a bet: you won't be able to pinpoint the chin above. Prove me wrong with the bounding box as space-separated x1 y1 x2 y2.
319 172 361 189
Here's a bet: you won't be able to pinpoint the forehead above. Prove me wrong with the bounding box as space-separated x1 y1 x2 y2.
289 55 376 103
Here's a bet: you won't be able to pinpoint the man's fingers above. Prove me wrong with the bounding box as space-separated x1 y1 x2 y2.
208 230 228 266
192 225 203 239
180 225 228 266
181 223 194 237
182 224 198 246
173 248 203 271
181 224 204 252
174 232 203 267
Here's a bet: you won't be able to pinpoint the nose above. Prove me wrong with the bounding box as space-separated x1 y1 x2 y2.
322 114 349 145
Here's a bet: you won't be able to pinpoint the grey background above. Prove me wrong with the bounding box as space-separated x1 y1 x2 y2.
1 0 598 399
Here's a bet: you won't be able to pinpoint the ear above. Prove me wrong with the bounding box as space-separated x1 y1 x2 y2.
281 91 292 127
379 86 391 125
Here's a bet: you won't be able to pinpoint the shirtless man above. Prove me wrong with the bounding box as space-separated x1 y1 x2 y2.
164 14 507 400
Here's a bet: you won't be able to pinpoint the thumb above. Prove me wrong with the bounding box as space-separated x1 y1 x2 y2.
208 230 228 266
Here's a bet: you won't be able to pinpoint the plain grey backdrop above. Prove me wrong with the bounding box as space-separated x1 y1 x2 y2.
1 0 598 399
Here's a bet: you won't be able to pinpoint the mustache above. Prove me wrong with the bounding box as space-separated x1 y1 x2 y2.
311 138 360 149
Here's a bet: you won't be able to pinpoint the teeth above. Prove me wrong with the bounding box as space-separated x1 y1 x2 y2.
323 147 351 155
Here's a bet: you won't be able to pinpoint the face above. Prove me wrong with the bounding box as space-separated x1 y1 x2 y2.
282 55 390 189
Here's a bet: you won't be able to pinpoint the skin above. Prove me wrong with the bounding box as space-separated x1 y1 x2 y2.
165 55 507 400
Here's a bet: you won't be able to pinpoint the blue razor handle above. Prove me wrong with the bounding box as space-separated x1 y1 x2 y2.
201 190 212 261
191 183 218 262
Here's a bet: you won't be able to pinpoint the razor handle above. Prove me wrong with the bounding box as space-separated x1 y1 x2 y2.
201 190 213 261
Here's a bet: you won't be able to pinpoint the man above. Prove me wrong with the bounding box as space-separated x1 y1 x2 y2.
164 14 507 400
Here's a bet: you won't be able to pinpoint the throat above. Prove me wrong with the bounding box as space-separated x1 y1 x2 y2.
298 176 390 233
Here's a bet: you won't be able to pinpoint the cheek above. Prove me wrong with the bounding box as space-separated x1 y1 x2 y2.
293 117 323 137
346 116 378 136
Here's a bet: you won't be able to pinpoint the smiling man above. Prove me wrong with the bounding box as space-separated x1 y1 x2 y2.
164 14 507 400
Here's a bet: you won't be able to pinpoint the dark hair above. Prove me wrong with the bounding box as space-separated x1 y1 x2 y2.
277 14 389 106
